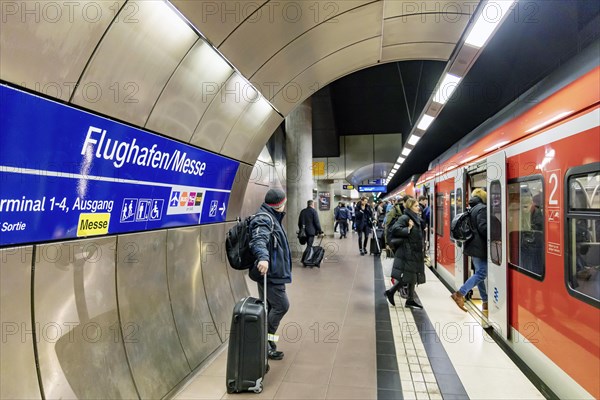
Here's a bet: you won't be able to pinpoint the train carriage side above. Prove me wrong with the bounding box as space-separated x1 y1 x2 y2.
420 46 599 398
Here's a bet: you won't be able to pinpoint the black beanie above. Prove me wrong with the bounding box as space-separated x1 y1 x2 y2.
265 188 286 208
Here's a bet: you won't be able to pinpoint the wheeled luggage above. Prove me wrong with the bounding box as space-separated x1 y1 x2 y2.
226 276 268 394
370 228 383 255
302 237 325 267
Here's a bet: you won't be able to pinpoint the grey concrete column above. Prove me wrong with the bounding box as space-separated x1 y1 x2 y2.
316 180 336 236
285 99 314 258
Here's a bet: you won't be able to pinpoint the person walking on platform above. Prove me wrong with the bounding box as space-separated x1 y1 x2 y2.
249 188 292 360
333 202 341 233
385 198 425 309
451 188 488 314
355 196 373 255
335 202 349 238
298 199 323 249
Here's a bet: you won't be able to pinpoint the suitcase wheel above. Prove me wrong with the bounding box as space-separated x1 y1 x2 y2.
253 384 263 393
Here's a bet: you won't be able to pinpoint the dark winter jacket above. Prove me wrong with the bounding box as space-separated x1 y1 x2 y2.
355 204 373 231
335 207 349 220
249 204 292 284
389 209 425 285
298 206 322 237
463 196 487 259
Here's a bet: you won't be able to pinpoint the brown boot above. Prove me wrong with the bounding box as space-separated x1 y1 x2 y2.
451 292 468 312
482 302 488 317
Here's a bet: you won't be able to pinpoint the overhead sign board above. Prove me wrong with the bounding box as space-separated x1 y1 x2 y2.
342 185 354 190
358 185 387 193
0 85 239 246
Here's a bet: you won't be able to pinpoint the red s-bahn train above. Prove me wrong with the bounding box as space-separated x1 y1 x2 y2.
397 42 599 398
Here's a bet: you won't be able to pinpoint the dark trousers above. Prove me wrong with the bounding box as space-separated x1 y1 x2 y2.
306 235 315 249
389 281 415 300
357 227 369 250
334 221 339 232
257 282 290 336
338 220 348 237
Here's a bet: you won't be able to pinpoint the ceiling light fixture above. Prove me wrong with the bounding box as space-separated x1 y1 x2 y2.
433 73 462 104
397 156 406 163
416 114 435 131
465 0 517 48
407 135 421 146
401 148 411 156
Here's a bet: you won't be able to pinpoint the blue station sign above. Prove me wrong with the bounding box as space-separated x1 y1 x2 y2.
0 85 240 246
358 185 387 193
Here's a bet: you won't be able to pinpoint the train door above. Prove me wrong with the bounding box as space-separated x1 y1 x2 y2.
486 151 508 339
454 169 467 288
423 182 435 265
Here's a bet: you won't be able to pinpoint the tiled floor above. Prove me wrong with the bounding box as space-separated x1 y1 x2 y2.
174 232 544 400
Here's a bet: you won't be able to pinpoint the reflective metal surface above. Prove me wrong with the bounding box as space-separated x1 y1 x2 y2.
34 238 137 399
146 39 234 142
220 97 278 163
0 1 124 101
271 37 381 115
72 0 197 126
190 73 254 153
116 231 190 399
227 163 254 220
0 246 40 399
167 226 222 369
220 0 373 77
200 224 236 342
383 13 469 48
245 113 285 163
251 2 383 92
170 0 269 47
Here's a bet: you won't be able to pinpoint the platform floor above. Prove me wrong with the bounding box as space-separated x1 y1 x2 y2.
173 233 544 400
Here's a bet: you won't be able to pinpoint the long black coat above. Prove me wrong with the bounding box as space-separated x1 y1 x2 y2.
298 206 322 236
389 209 425 285
463 196 487 259
355 204 373 231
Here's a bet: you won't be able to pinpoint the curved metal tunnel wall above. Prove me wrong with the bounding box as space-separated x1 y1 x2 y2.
0 0 471 397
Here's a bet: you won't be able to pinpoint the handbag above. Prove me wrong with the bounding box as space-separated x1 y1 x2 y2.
297 225 307 245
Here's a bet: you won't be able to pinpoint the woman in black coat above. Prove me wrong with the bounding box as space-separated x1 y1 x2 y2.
354 196 373 255
385 198 425 309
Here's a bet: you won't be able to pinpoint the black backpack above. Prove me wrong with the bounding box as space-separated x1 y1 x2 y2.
226 212 274 270
450 209 474 242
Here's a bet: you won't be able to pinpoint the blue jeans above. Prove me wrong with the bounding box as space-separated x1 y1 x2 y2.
459 256 488 302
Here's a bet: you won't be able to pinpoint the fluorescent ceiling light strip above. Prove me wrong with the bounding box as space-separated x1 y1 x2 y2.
433 73 462 104
417 114 435 131
401 148 411 156
407 135 421 146
397 157 406 163
465 0 516 48
393 164 401 169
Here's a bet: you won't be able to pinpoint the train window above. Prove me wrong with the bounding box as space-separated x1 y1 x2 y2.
456 188 463 213
507 178 544 277
566 165 600 306
436 193 444 237
490 181 503 266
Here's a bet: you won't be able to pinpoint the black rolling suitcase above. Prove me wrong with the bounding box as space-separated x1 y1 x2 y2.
226 276 268 394
302 237 325 267
370 228 383 255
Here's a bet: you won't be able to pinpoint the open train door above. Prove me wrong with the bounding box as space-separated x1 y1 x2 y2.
423 181 435 265
486 151 509 340
454 168 467 289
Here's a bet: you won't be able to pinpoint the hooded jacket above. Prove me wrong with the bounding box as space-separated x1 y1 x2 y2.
463 196 487 259
249 204 292 284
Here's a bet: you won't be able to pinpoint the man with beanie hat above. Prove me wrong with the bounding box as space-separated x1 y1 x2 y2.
249 187 292 360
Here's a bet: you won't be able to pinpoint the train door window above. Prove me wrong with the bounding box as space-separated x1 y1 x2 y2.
450 191 456 229
436 193 444 236
507 177 544 277
565 165 599 306
490 181 503 266
456 188 463 213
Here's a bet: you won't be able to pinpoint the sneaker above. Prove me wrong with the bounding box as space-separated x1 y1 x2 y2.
405 299 423 309
267 349 284 360
451 292 468 312
384 290 396 306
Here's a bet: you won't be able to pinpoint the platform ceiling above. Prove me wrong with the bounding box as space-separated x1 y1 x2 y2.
314 0 600 190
